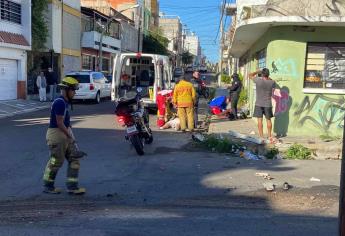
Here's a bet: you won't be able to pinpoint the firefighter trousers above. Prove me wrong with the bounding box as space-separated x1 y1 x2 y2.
177 107 194 131
43 128 81 190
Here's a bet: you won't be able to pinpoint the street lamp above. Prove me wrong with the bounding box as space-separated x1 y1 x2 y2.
98 4 139 72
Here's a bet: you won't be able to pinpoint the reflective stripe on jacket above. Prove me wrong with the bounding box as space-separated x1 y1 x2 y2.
173 80 196 108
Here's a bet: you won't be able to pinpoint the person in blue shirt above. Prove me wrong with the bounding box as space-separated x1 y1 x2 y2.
42 77 87 195
209 95 232 117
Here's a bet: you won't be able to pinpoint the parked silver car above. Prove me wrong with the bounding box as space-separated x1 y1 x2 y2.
66 71 111 103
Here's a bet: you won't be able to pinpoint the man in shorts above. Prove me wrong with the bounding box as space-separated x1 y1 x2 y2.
249 68 277 143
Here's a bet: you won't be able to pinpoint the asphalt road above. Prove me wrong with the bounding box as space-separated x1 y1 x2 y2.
0 99 338 236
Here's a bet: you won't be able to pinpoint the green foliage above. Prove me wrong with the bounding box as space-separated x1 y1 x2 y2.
143 28 169 55
182 51 194 65
265 147 279 159
319 134 340 142
239 89 248 106
221 74 231 84
197 135 242 153
31 0 48 51
284 144 313 160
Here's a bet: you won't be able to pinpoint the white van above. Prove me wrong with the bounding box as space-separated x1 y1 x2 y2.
111 53 173 108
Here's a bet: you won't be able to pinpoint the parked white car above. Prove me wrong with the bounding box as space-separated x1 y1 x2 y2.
66 71 111 103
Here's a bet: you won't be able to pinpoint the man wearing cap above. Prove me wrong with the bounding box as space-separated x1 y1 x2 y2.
249 68 277 143
42 77 87 195
228 73 242 120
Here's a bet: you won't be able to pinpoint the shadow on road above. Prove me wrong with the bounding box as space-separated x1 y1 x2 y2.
0 102 339 235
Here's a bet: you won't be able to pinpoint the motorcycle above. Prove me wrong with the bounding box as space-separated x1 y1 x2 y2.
197 76 210 99
115 87 153 156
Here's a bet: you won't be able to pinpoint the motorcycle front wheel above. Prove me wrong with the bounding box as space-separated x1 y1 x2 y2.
130 134 144 156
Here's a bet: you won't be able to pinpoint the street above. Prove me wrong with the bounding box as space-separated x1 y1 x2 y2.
0 99 340 236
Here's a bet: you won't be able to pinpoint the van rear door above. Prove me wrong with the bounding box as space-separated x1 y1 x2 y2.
111 53 121 101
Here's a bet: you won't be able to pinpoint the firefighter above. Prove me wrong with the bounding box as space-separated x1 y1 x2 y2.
42 77 87 195
173 76 196 132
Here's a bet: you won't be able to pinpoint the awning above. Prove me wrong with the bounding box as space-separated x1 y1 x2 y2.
230 16 345 58
0 31 29 46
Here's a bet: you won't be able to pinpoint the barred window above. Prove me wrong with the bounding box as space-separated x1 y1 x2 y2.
304 43 345 89
0 0 21 24
82 55 93 70
256 48 266 69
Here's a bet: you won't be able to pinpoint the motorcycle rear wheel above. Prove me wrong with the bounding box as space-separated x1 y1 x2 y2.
130 135 144 155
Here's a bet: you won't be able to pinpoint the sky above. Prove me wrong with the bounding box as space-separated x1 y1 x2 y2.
159 0 231 63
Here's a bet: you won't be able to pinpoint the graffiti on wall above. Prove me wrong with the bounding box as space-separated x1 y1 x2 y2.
293 94 345 133
272 89 290 115
270 58 298 80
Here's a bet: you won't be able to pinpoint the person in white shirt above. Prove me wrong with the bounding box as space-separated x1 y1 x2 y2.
159 117 181 131
36 71 47 102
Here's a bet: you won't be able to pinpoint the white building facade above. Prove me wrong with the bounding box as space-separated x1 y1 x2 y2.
184 33 201 66
159 16 183 67
0 0 31 100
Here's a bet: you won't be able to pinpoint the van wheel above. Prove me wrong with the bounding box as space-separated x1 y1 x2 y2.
95 92 100 104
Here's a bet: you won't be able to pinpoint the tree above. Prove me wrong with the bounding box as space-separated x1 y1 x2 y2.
182 51 194 66
31 0 48 51
27 0 49 94
143 27 169 55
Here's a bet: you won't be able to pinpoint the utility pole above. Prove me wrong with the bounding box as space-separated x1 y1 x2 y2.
60 0 64 81
339 117 345 235
218 3 224 87
137 4 142 52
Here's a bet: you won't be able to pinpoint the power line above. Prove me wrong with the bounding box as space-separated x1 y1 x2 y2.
214 0 226 42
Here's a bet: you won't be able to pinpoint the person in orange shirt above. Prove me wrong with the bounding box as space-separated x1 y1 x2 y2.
173 76 196 132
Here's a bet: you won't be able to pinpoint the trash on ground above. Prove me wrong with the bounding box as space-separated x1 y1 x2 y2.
310 196 316 200
255 172 272 180
240 150 260 160
249 131 256 135
310 177 321 182
263 182 275 192
192 133 206 142
283 182 290 190
229 130 263 145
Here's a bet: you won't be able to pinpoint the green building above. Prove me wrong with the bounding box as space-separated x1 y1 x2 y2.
228 0 345 137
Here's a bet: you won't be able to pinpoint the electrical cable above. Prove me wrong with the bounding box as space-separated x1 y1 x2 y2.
214 0 226 42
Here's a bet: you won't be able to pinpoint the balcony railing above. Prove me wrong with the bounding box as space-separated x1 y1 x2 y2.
82 31 121 53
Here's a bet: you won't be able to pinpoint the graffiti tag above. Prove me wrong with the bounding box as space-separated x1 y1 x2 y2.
272 89 290 115
270 58 298 79
293 95 345 133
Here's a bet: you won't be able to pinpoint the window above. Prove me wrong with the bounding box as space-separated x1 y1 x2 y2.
0 0 21 24
304 43 345 89
102 58 109 72
67 75 90 83
109 22 120 39
81 15 93 32
92 72 105 81
82 55 93 70
256 48 266 69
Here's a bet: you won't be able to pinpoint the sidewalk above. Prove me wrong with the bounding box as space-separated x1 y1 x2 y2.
208 88 343 160
0 99 50 119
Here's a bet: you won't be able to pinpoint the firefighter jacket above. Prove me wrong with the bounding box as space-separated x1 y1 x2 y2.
173 80 196 108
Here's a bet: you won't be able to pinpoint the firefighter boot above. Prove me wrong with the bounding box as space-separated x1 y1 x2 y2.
43 156 63 194
67 187 86 195
43 186 62 194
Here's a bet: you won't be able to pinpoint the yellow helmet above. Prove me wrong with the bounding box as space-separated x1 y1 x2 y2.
58 77 79 90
